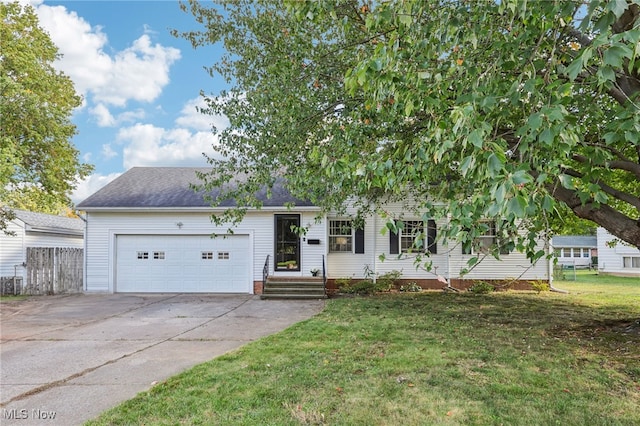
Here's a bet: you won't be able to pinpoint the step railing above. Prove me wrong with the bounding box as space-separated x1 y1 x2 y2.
262 255 270 294
322 254 327 295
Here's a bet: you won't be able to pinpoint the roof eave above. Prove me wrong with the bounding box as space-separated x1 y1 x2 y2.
80 206 322 213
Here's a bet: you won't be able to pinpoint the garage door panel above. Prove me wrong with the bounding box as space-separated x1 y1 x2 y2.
116 235 250 293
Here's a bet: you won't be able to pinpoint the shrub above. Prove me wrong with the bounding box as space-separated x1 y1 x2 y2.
335 277 353 291
530 280 550 293
376 270 403 291
468 281 494 294
399 282 422 292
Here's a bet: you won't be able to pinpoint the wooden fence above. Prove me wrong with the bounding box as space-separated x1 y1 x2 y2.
23 247 83 295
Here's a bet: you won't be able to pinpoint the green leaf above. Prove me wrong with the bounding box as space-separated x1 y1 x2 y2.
494 183 506 205
558 174 575 190
538 128 554 146
603 45 630 67
511 170 532 185
487 153 503 175
566 57 583 81
527 113 543 132
459 155 475 176
507 195 526 217
468 129 484 148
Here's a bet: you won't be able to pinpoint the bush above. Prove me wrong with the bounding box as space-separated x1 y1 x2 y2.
376 270 403 292
339 280 376 295
530 280 550 293
399 282 422 292
468 281 494 294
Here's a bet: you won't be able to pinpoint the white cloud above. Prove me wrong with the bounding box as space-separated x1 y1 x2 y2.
89 104 115 127
89 103 146 128
101 144 118 160
175 97 230 132
71 172 121 205
34 3 180 108
119 124 218 169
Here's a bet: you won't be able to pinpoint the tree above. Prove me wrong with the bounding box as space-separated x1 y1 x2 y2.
1 2 92 232
176 0 640 263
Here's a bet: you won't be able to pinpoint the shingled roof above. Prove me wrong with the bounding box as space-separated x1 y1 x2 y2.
551 235 597 248
77 167 315 209
12 210 84 235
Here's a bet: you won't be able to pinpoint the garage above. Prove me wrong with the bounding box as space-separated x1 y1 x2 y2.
115 234 251 293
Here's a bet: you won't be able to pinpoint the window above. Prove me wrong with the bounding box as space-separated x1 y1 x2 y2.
582 250 589 258
389 219 437 254
201 251 213 260
153 251 165 260
623 256 640 268
401 221 425 253
329 220 353 252
137 251 149 260
462 221 511 255
218 251 230 260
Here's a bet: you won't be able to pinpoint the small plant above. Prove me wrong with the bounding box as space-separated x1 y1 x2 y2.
310 268 320 276
468 281 494 294
335 277 353 291
530 280 550 293
399 282 422 292
376 270 403 292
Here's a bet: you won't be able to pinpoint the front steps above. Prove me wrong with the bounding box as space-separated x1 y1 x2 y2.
261 276 327 299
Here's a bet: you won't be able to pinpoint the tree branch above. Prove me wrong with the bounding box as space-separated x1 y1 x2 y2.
550 184 640 249
572 153 640 180
562 167 640 210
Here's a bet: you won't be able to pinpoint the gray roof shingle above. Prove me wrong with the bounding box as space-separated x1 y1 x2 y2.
77 167 314 209
12 210 84 234
552 235 597 247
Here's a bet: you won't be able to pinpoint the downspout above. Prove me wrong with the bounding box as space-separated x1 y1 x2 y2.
77 211 88 292
372 210 377 283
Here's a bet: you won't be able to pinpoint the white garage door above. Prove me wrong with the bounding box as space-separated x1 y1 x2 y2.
116 234 251 293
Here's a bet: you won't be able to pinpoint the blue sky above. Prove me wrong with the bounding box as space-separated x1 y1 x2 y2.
22 0 230 203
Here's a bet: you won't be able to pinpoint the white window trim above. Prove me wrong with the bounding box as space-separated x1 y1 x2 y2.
329 219 354 253
622 256 640 268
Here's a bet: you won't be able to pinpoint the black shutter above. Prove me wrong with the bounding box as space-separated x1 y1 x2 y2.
427 219 437 254
499 220 512 254
462 226 472 254
355 228 365 254
389 230 399 254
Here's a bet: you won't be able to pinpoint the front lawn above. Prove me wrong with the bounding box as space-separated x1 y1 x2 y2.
87 275 640 425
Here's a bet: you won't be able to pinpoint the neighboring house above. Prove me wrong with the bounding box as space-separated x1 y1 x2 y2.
77 167 550 294
551 235 597 268
597 227 640 277
0 209 85 285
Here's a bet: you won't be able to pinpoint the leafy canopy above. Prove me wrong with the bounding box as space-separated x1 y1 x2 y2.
1 2 92 231
176 0 640 262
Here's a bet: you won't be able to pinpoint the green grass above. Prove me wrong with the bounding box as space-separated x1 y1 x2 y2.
87 275 640 425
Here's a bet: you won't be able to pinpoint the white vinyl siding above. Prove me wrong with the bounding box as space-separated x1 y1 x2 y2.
597 227 640 276
0 219 83 280
83 210 325 293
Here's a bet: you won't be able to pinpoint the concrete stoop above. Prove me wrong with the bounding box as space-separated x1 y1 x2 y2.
261 276 327 299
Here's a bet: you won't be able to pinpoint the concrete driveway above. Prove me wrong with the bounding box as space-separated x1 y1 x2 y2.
0 293 324 425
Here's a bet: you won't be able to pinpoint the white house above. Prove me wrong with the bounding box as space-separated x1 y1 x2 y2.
77 167 550 294
551 235 597 268
0 210 85 287
597 227 640 277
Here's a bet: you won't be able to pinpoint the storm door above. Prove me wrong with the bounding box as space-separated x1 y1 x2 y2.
274 214 300 271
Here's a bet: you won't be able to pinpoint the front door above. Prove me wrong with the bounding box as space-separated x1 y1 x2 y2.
275 214 300 271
